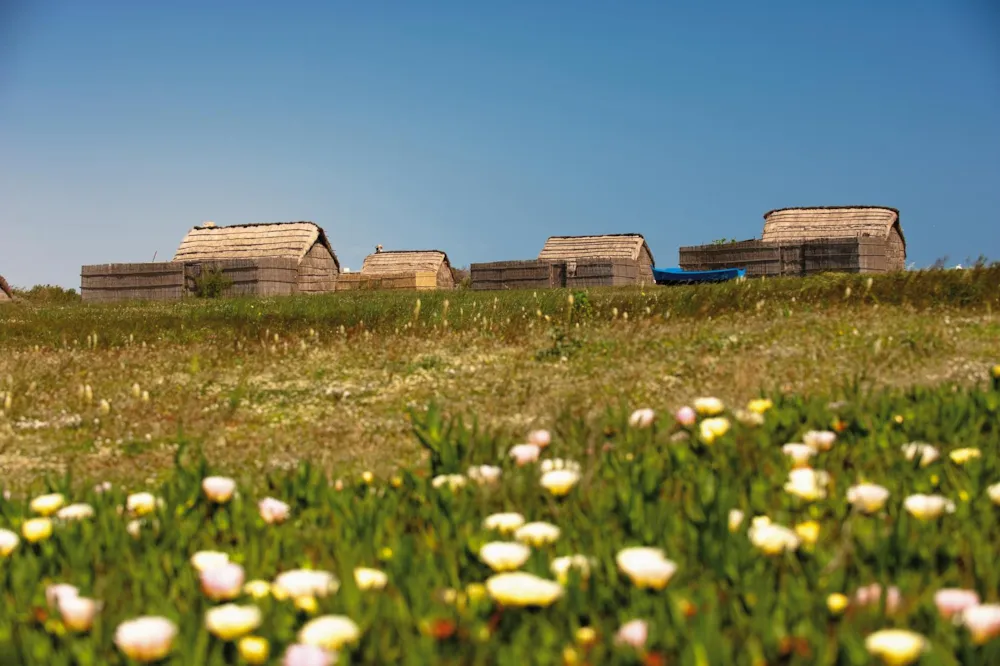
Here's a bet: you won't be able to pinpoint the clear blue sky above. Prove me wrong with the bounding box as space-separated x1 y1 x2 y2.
2 1 998 289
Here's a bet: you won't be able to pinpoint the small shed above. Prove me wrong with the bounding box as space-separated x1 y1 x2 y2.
762 206 906 271
0 274 13 303
538 234 655 284
173 221 340 293
338 250 454 291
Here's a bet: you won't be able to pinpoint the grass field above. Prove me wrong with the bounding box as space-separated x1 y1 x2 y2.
1 267 999 488
1 267 1000 664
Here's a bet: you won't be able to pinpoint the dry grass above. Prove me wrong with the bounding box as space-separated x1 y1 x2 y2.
1 273 998 490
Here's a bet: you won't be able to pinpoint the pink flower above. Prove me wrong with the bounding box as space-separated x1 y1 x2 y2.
854 583 901 613
615 619 648 649
200 563 245 601
93 481 113 494
508 444 541 466
674 406 696 427
46 583 79 608
934 588 980 620
961 604 1000 645
284 644 335 666
528 429 551 448
258 498 291 525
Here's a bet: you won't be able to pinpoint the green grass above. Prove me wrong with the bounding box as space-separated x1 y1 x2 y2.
0 268 998 488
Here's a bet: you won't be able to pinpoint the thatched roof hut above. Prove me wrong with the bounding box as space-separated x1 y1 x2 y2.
338 249 454 291
762 206 905 271
0 274 13 302
537 234 655 284
173 221 340 293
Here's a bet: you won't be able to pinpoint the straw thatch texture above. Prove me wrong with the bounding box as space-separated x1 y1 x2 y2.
762 206 906 271
173 221 341 270
538 234 655 284
0 274 13 302
358 250 455 289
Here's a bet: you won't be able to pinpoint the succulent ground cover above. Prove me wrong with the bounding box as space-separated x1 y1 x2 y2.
0 267 998 664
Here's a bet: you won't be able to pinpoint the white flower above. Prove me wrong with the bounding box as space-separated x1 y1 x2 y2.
479 542 531 572
202 476 237 503
903 494 955 520
258 497 291 524
46 583 80 608
485 572 563 607
283 643 335 666
728 509 745 532
205 604 262 641
783 468 829 501
272 570 339 600
59 594 101 632
191 551 231 573
960 604 1000 645
431 474 467 491
126 492 160 516
616 547 677 590
539 469 581 497
628 408 655 429
514 521 561 546
200 563 246 601
693 397 724 416
550 555 595 584
781 443 816 468
527 429 551 448
989 482 1000 506
298 615 361 650
864 629 927 665
56 503 95 521
803 430 836 451
467 465 502 485
539 458 581 473
900 442 939 467
0 529 20 556
846 484 890 514
508 444 541 465
748 520 800 555
114 616 178 662
483 512 525 534
353 567 388 591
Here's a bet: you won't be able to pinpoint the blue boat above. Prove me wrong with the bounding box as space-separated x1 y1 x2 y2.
652 267 746 285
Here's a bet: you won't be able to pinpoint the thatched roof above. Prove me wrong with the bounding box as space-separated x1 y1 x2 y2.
0 274 13 302
537 234 655 265
360 250 451 275
762 206 905 250
173 221 340 269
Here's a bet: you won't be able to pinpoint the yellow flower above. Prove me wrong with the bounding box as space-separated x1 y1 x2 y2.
485 572 563 607
126 492 160 517
465 583 487 603
298 615 362 650
699 417 731 444
893 414 904 424
238 636 270 664
747 398 773 415
294 595 319 614
390 475 403 488
243 580 272 599
483 512 525 534
728 509 745 532
992 364 1000 379
22 518 53 543
949 448 982 465
795 521 820 546
30 493 66 517
361 471 374 484
864 629 927 665
540 469 581 497
827 593 849 615
479 542 531 572
354 567 388 591
204 604 261 641
563 646 580 665
514 522 561 547
694 397 725 416
988 483 1000 506
575 626 598 647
